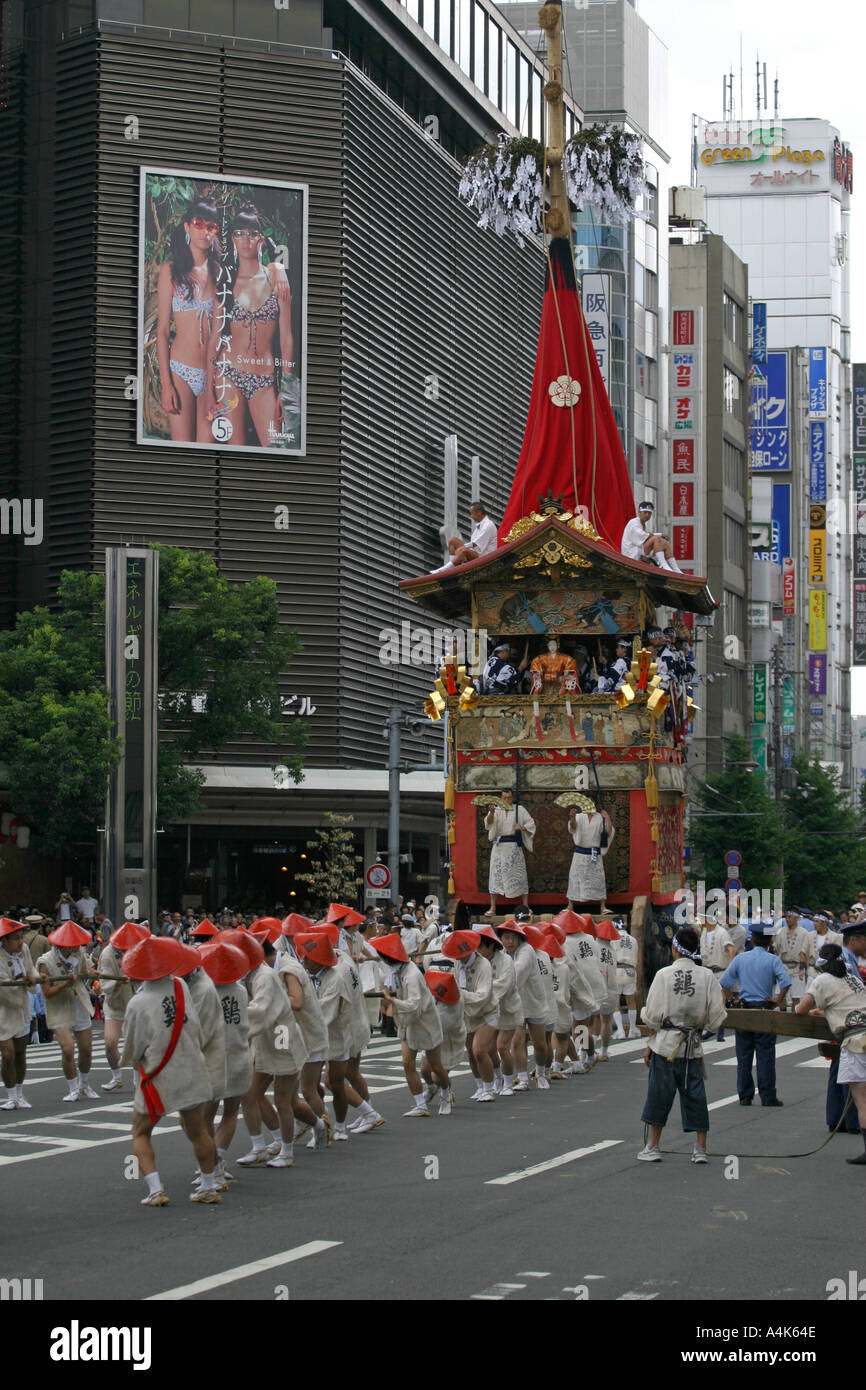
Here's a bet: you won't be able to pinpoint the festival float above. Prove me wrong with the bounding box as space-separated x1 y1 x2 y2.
399 1 716 969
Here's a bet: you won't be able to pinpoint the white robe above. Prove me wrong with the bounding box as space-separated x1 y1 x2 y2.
277 955 329 1058
39 947 94 1031
563 934 604 1014
123 976 212 1117
343 955 372 1057
808 971 866 1052
512 941 548 1021
550 955 572 1033
186 968 227 1101
567 813 614 903
215 981 253 1097
246 963 306 1075
596 937 620 1013
0 943 35 1040
487 805 535 898
389 961 443 1052
615 931 639 996
316 958 355 1061
489 949 523 1030
434 993 467 1069
699 925 733 973
97 945 133 1021
641 959 727 1060
773 925 812 998
460 953 494 1030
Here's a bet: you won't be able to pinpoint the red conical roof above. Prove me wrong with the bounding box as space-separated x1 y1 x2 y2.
499 238 635 552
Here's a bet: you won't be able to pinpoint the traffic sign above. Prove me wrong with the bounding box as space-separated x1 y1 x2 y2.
365 863 391 890
365 887 392 900
725 878 741 894
724 851 741 867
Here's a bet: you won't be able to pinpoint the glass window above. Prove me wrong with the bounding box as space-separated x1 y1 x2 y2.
505 39 518 127
531 68 542 142
405 0 420 21
458 0 471 75
473 2 486 90
724 293 742 347
633 262 645 306
422 0 436 40
517 54 529 132
644 397 657 447
724 516 745 567
644 309 657 359
488 22 501 107
439 0 452 58
724 367 743 422
723 440 746 493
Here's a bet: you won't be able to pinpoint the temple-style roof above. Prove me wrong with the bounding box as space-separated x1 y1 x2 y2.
400 514 717 621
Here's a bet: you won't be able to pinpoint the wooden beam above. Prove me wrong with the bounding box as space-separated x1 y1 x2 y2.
724 1008 834 1042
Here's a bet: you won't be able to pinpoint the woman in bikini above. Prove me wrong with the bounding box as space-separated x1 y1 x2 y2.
206 202 293 449
156 197 221 444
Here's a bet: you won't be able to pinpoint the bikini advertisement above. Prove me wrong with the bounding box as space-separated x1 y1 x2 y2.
137 167 308 455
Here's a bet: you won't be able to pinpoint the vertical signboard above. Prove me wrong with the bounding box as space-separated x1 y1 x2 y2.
753 664 767 723
809 589 827 650
854 364 866 451
752 302 767 364
782 674 795 732
854 581 866 666
670 308 702 571
772 483 790 565
809 422 826 502
582 274 611 390
809 503 826 585
749 351 789 470
782 557 795 615
808 654 827 695
808 347 828 418
104 549 159 928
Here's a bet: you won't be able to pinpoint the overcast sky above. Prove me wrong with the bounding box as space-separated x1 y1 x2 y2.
636 0 864 720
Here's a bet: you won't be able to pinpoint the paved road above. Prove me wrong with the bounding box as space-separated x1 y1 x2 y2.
1 1027 862 1303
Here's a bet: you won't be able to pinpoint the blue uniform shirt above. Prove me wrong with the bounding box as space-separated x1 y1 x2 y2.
718 948 792 1003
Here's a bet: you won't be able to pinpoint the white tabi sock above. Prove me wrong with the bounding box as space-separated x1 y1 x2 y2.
199 1170 217 1191
110 1068 121 1082
493 1067 503 1083
409 1087 425 1108
482 1080 494 1095
5 1087 15 1102
357 1100 375 1118
14 1084 24 1099
613 1011 623 1033
67 1076 80 1096
250 1134 266 1153
278 1142 293 1159
628 1009 638 1031
334 1120 347 1134
145 1171 162 1195
217 1148 228 1161
518 1071 528 1084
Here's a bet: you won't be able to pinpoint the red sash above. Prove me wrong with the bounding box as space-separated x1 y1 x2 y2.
139 978 185 1123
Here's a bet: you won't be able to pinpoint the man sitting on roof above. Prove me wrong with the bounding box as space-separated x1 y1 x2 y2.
450 502 499 566
621 501 683 573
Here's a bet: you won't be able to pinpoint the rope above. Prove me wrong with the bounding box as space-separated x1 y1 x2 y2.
644 1090 857 1160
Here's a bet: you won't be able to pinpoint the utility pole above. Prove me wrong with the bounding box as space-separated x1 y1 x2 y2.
387 706 402 909
772 641 783 803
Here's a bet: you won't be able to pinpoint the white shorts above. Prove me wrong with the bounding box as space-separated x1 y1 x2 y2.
14 1025 30 1040
483 1015 499 1030
74 1000 92 1033
599 997 618 1017
838 1049 866 1085
328 1054 350 1065
306 1051 325 1065
525 1015 547 1028
572 1009 594 1023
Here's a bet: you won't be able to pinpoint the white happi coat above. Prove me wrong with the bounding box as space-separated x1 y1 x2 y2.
186 967 227 1101
595 935 620 1012
549 953 572 1033
489 948 523 1030
342 954 372 1057
277 955 329 1058
699 925 734 974
641 958 727 1061
564 933 604 1015
460 952 494 1031
215 980 252 1097
246 963 306 1075
567 814 614 903
773 924 812 998
808 930 843 978
512 941 548 1021
359 952 384 1028
434 989 467 1069
123 975 212 1116
316 957 356 1061
0 942 35 1040
809 971 866 1053
388 961 443 1052
615 931 639 996
488 805 535 898
97 945 134 1022
39 947 94 1031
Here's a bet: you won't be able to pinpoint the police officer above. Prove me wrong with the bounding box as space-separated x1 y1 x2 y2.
718 918 791 1107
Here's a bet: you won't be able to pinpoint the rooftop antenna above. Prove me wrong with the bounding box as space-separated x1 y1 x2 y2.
739 34 744 126
774 73 779 122
756 56 760 121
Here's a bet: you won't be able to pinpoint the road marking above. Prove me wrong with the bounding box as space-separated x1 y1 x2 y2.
145 1240 342 1300
714 1038 815 1065
0 1125 182 1166
486 1139 622 1186
470 1282 526 1300
1 1102 131 1127
617 1291 659 1300
630 1040 735 1065
516 1271 550 1278
708 1094 740 1111
797 1058 827 1069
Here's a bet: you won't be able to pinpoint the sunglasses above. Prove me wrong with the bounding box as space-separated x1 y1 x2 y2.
190 217 219 234
233 229 261 240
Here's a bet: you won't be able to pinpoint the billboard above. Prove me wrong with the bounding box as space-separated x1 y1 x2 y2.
809 503 826 585
808 654 826 696
752 302 767 364
855 365 866 452
809 590 827 651
582 274 611 390
855 582 866 666
808 347 827 418
137 167 308 455
809 422 826 502
749 351 789 470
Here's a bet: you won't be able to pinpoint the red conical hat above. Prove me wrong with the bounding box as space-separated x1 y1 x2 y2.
371 932 409 963
294 932 338 968
595 917 622 941
281 913 314 937
441 930 481 960
522 924 548 951
109 922 150 951
497 918 527 939
498 238 635 552
48 921 91 948
541 933 565 959
249 920 283 944
0 917 29 941
325 903 366 927
309 921 341 947
425 970 460 1005
190 918 219 938
198 940 249 985
120 936 199 982
544 921 567 944
473 924 503 948
551 908 586 936
219 929 265 971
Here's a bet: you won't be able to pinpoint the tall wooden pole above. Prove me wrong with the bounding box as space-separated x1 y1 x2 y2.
538 1 569 237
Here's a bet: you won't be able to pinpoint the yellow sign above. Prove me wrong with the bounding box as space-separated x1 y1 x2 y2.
700 144 826 167
810 529 825 584
809 589 827 651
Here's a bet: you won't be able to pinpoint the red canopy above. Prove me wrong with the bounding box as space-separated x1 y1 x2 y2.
499 238 635 553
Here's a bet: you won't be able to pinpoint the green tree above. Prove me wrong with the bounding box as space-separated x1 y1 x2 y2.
782 756 866 908
295 812 363 909
687 735 786 889
0 549 307 852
